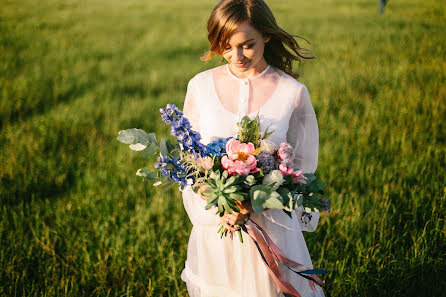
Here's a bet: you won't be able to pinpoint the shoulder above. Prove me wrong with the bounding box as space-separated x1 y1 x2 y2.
273 67 311 108
274 67 309 95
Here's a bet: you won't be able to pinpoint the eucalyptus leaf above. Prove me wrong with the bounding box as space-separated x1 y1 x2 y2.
160 138 168 157
140 142 159 158
136 168 151 177
129 143 147 151
263 194 285 210
117 128 157 146
136 168 158 181
161 180 175 189
250 185 272 213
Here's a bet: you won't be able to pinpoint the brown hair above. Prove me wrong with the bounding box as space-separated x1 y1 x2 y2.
201 0 314 79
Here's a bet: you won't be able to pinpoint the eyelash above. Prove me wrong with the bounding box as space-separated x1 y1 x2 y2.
224 44 255 51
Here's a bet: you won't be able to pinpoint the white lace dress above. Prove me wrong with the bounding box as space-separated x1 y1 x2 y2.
181 64 325 297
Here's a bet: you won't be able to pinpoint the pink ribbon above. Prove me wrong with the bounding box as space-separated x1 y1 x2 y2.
243 220 325 297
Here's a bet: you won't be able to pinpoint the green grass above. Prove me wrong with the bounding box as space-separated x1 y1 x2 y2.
0 0 445 296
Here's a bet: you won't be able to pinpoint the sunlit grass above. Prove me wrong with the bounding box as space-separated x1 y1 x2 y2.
0 0 445 296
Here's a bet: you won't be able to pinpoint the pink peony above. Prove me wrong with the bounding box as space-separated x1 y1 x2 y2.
279 164 307 184
221 139 260 175
198 156 213 171
277 142 294 167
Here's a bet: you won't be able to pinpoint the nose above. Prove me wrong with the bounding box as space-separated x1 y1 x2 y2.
234 47 244 62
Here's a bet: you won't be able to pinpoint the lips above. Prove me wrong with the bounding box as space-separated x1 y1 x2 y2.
234 61 247 68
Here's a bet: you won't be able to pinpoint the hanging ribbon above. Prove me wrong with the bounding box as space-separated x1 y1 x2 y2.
241 219 329 297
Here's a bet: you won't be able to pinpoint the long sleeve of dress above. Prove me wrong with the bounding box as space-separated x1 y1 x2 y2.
259 84 321 232
287 85 320 232
182 79 221 227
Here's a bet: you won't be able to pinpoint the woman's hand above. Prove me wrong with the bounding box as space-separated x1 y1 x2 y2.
198 185 211 200
220 201 252 232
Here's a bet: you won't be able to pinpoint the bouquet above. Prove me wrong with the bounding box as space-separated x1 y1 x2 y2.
117 104 329 242
117 104 330 295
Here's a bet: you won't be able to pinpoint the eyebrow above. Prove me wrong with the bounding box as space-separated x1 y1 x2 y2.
231 39 256 46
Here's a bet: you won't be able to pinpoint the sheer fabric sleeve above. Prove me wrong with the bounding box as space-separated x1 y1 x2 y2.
286 85 319 174
183 79 200 132
182 78 220 227
258 84 321 232
287 84 320 232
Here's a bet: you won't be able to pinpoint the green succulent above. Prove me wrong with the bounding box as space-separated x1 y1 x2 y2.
201 170 248 216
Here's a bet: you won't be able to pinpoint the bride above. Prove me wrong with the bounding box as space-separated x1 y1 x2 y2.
181 0 325 296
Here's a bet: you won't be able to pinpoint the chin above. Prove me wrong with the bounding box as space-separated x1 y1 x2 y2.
233 63 250 71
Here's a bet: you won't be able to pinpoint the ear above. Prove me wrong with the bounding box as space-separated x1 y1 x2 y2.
264 35 270 43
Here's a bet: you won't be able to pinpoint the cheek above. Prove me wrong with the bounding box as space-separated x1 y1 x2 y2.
222 52 231 61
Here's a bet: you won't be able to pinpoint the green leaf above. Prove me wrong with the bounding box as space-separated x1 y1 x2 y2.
222 200 232 214
277 187 292 205
205 200 214 210
140 142 159 158
117 129 157 147
226 199 241 213
229 193 246 201
160 138 168 157
296 194 304 206
250 185 272 213
201 189 214 196
223 186 237 193
136 168 158 181
263 191 285 209
303 173 317 184
224 175 237 187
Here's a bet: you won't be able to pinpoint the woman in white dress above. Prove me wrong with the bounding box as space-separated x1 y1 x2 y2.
181 0 325 296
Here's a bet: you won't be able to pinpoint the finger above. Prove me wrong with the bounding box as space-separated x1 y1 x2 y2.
226 214 239 224
223 215 235 226
221 217 238 232
228 212 245 222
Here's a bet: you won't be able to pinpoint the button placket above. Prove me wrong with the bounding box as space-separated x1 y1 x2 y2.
238 79 249 116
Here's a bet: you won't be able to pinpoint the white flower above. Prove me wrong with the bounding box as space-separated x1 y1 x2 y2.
262 170 284 190
259 139 277 155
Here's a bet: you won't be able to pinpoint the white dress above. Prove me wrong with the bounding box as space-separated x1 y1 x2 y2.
181 64 325 297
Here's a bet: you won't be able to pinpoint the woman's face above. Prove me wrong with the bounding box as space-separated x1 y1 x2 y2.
222 21 270 77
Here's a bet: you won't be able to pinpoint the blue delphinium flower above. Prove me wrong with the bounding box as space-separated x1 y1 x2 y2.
319 198 331 212
160 104 208 158
154 155 188 186
207 137 232 157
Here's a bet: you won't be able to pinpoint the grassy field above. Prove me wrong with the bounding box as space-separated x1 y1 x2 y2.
0 0 445 296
